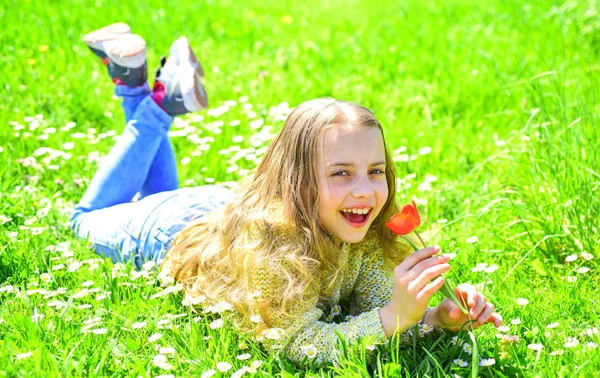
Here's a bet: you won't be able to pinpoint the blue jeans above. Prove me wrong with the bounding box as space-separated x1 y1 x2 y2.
71 84 234 269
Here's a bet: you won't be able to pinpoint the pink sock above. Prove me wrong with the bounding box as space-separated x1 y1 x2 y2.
152 81 168 113
113 78 148 88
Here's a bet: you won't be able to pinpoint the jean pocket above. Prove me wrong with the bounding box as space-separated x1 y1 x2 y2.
154 227 175 247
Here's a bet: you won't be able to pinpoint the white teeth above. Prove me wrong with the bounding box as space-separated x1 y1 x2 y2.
341 208 371 214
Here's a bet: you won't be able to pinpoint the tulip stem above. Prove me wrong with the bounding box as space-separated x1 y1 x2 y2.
415 231 427 248
403 233 468 315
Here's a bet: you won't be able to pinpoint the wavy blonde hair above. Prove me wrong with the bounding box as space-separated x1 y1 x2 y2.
167 98 410 330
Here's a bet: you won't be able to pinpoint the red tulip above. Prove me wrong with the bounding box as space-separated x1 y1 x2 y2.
386 200 421 235
386 200 468 315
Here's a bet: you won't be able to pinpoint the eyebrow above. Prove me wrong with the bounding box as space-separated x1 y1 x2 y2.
328 161 386 168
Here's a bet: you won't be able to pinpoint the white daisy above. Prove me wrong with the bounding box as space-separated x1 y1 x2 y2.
250 315 263 324
528 343 543 351
565 254 578 263
16 351 33 360
479 358 496 367
210 318 224 329
453 358 468 367
577 267 590 274
216 361 232 372
463 343 473 355
564 338 579 348
580 252 594 261
516 298 529 306
159 347 175 355
466 236 478 244
131 321 147 329
153 354 167 367
300 344 318 359
89 328 107 335
200 369 216 378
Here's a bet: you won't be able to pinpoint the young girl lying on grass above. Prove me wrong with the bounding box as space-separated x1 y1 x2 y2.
72 22 502 366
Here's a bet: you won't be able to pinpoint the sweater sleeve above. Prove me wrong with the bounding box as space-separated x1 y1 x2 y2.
243 215 390 366
250 253 389 364
346 235 433 344
255 275 388 366
347 236 393 315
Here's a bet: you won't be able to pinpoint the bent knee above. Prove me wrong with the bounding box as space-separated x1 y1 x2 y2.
70 208 86 236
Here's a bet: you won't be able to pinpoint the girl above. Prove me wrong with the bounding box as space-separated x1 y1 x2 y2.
73 23 502 366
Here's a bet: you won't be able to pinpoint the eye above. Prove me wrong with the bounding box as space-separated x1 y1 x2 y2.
370 169 385 175
332 171 350 177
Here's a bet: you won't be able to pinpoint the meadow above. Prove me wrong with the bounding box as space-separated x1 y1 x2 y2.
1 0 599 376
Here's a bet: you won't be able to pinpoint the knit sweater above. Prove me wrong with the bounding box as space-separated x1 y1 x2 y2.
254 231 393 365
162 202 404 366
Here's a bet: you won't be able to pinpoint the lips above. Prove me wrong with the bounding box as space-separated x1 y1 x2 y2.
340 208 372 228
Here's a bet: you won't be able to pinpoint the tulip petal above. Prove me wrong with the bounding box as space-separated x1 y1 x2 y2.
386 201 422 235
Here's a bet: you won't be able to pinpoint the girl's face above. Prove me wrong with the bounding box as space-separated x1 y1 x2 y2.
316 124 389 244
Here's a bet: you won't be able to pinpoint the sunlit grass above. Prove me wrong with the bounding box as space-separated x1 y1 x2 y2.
1 0 600 376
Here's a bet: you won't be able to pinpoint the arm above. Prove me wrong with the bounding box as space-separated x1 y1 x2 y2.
347 238 438 338
274 244 451 365
251 264 388 366
277 304 388 366
425 283 503 331
364 245 453 338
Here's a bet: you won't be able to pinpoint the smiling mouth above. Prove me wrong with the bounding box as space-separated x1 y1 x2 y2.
340 209 372 225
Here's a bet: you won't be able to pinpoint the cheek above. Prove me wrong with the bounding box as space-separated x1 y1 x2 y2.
320 180 344 203
377 182 389 207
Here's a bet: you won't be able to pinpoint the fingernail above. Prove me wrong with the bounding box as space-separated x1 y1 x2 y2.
434 245 441 252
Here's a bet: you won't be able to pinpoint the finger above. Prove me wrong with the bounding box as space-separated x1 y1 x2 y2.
400 245 441 271
490 312 503 327
448 303 464 320
476 303 496 325
456 284 479 307
409 263 451 292
439 298 463 320
411 254 452 277
416 276 446 302
470 295 486 319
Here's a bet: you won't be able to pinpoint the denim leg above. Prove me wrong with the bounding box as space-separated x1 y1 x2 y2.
115 83 151 123
74 95 174 212
71 94 175 265
71 186 234 268
71 190 180 267
115 84 179 197
141 137 179 198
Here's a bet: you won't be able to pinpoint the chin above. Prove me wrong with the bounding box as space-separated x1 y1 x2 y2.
338 231 368 244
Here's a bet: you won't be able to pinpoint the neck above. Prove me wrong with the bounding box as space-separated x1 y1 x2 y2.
333 235 343 248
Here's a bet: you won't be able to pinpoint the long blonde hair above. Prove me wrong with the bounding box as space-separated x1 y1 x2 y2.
167 98 409 329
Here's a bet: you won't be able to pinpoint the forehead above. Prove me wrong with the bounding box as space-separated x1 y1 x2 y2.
319 124 385 163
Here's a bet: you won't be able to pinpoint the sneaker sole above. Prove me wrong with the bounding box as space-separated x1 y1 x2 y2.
84 23 145 68
105 35 146 68
186 44 205 78
89 34 146 68
82 22 131 44
174 37 208 110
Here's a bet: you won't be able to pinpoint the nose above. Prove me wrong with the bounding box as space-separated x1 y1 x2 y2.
351 175 375 198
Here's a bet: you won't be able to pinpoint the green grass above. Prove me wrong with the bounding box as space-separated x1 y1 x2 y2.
1 0 600 376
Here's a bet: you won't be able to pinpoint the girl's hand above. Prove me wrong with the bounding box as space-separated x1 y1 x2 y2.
379 246 452 337
433 283 502 332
